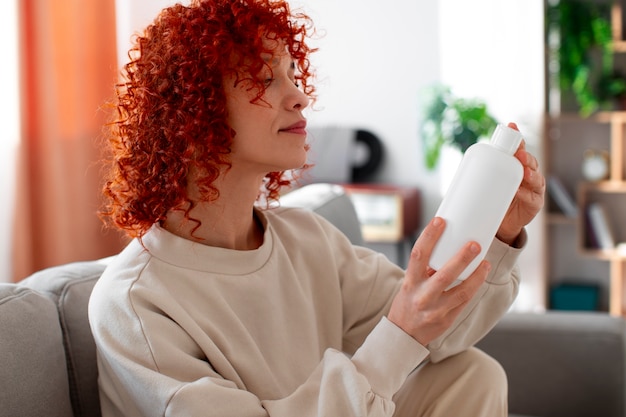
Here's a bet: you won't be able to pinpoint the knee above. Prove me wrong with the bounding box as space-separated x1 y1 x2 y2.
470 348 506 381
395 348 508 415
460 347 508 394
420 347 507 389
440 348 508 415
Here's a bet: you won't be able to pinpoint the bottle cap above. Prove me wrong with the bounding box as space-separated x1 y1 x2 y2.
490 124 523 154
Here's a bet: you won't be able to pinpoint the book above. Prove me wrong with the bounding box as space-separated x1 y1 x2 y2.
547 175 578 217
587 202 615 250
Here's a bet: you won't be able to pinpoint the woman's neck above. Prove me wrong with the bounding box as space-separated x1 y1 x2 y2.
162 176 266 250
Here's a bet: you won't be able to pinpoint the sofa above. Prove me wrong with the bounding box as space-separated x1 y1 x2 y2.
1 183 625 417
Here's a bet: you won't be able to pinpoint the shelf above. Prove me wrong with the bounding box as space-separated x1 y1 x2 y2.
546 212 577 225
544 0 626 317
548 111 626 123
580 181 626 193
579 248 624 261
613 41 626 53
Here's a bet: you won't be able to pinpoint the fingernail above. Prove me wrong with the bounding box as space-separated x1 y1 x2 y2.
470 242 480 253
432 217 442 227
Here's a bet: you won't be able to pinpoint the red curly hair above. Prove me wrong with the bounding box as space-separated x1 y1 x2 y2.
100 0 316 238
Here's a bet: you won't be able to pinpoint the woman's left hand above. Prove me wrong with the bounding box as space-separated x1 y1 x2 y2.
496 122 546 246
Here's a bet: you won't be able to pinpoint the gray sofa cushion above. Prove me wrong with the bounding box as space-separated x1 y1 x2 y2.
21 259 110 417
477 311 626 417
0 284 74 417
281 183 364 245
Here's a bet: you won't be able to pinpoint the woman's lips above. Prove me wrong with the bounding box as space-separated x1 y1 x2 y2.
280 121 307 135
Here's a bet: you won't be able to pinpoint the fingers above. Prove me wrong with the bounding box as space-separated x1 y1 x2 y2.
405 217 445 287
505 121 544 197
522 164 545 198
406 216 486 296
516 144 538 173
508 123 540 184
497 122 545 241
514 142 545 202
445 260 490 308
424 241 483 298
390 221 491 346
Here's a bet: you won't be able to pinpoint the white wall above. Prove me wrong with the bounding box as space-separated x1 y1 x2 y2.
0 0 20 283
116 0 546 310
115 0 180 68
293 0 439 183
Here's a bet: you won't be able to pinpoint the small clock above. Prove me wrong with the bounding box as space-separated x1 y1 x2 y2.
582 149 610 182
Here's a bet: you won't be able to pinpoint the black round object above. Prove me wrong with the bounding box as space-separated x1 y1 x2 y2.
351 129 384 182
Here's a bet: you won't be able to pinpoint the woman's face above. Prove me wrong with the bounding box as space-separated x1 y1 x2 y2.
224 44 310 176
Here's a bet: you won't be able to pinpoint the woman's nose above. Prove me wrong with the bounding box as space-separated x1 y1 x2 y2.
290 84 309 110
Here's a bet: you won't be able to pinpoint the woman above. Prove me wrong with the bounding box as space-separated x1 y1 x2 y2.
89 0 545 416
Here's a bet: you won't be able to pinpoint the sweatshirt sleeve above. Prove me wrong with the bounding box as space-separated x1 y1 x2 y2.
166 320 429 417
262 318 429 416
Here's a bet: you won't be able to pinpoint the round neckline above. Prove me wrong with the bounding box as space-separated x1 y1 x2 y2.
141 210 273 275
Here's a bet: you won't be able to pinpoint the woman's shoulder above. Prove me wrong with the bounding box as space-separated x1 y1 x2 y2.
90 238 153 301
266 205 320 221
263 206 338 238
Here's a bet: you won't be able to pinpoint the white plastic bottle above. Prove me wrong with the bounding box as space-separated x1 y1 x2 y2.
429 124 524 282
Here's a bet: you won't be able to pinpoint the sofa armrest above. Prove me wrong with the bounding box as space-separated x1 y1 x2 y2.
476 311 626 417
0 284 74 417
20 260 110 417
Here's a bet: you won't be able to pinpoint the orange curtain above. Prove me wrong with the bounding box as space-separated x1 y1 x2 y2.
13 0 127 281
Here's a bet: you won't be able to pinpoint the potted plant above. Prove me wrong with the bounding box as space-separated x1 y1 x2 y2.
420 84 498 170
546 0 614 116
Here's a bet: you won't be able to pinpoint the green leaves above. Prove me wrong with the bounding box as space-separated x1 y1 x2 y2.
547 0 613 117
420 84 497 170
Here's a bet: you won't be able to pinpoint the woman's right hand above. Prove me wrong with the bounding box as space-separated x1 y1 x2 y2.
387 217 491 346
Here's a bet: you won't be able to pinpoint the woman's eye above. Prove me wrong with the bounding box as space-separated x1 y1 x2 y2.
264 78 274 87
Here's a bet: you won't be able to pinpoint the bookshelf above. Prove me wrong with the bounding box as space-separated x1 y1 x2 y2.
544 1 626 316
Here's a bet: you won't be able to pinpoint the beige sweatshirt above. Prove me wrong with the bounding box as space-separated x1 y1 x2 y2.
88 206 521 417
